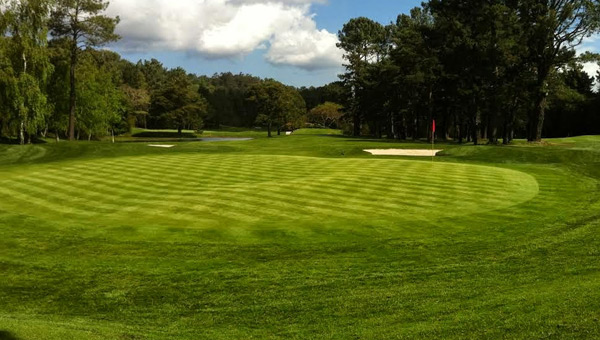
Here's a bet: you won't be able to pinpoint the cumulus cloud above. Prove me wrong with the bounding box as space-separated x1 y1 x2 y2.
106 0 343 70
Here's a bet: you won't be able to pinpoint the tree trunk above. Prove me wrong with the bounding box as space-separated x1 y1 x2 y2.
56 130 60 143
20 52 27 146
443 109 450 141
472 116 479 146
472 98 480 145
19 119 25 145
68 42 78 141
178 125 182 137
488 24 500 145
528 68 550 142
502 116 510 145
413 114 419 141
267 122 272 138
482 124 487 140
503 99 516 145
529 94 547 142
401 115 408 140
353 111 360 136
487 112 499 145
277 127 281 136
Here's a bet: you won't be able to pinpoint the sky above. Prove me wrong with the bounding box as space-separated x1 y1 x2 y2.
108 0 600 87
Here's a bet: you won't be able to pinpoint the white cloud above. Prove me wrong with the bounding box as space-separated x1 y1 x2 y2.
107 0 343 70
266 13 343 69
582 62 599 77
582 62 600 91
575 34 600 90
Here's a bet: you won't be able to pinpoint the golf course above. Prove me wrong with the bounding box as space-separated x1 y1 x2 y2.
1 130 599 339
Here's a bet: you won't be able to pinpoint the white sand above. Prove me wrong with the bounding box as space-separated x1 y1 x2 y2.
364 149 442 157
148 145 175 148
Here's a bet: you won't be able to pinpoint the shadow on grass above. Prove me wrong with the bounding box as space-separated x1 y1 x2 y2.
0 331 20 340
132 131 198 139
0 137 48 145
323 134 462 145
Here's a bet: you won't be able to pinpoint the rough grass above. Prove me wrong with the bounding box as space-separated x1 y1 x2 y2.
0 131 599 339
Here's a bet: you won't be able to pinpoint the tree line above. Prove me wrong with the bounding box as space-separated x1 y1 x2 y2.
2 0 599 144
0 0 318 143
336 0 600 143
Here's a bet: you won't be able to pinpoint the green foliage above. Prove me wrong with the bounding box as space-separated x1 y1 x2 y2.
139 58 167 93
0 0 53 144
75 52 123 140
247 79 306 137
1 0 599 145
199 72 262 128
515 0 600 141
335 1 600 143
49 0 120 140
45 39 70 138
49 0 120 48
298 81 347 111
150 68 207 134
308 102 343 128
121 85 150 131
337 17 388 136
545 65 598 137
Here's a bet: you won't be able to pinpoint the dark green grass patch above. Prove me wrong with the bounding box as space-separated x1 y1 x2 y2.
131 130 199 139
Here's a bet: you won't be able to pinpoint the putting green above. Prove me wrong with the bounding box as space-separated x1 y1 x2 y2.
0 154 538 229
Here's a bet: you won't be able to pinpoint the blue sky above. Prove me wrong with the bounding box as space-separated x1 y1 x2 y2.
108 0 599 87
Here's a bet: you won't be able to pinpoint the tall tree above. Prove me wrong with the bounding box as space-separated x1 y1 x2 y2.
519 0 600 141
150 68 207 135
390 7 439 141
49 0 119 141
75 50 122 140
247 80 306 137
337 17 386 136
0 0 53 144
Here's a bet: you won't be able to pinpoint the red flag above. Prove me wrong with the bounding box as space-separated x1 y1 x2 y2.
432 120 436 133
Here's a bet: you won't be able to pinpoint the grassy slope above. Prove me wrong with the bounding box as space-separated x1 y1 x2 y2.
0 131 599 339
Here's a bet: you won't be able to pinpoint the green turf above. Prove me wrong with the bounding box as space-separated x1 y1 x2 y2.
0 131 599 339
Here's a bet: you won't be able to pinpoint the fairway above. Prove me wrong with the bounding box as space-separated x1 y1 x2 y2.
1 133 599 339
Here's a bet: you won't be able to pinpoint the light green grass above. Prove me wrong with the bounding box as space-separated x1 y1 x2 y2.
0 132 599 339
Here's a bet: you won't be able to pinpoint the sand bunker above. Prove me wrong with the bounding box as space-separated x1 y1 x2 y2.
148 145 175 148
365 149 442 157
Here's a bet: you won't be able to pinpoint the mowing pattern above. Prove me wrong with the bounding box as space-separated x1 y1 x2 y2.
0 154 539 229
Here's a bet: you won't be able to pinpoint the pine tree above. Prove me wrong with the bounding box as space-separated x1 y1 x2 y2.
49 0 119 141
